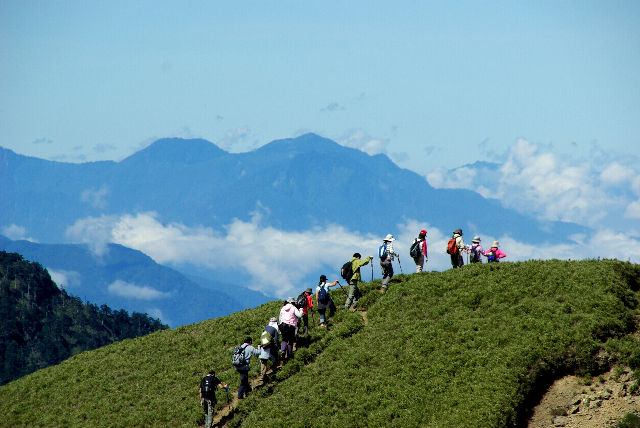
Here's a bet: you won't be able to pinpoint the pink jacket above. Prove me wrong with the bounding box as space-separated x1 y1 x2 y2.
484 247 506 260
279 303 302 326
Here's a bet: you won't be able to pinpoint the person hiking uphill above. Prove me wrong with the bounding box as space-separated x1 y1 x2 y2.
279 298 302 360
448 228 465 269
232 337 260 399
379 234 399 290
299 288 314 335
343 253 372 310
469 236 485 264
258 317 280 381
410 229 429 272
316 274 338 327
484 241 507 263
199 370 228 428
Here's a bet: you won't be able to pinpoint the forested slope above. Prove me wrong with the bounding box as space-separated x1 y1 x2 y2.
1 259 638 427
0 251 167 385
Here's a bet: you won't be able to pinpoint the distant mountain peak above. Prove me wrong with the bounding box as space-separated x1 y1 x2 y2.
121 138 227 165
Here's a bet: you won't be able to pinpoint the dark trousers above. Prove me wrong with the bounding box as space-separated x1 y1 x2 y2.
380 260 393 288
237 369 250 399
451 253 464 268
279 323 296 358
318 299 336 324
301 313 309 334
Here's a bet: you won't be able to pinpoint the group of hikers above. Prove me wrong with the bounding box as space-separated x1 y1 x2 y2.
199 227 506 427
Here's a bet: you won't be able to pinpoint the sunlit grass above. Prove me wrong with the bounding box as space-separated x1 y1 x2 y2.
1 260 638 427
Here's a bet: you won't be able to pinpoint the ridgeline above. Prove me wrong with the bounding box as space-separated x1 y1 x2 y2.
1 259 639 427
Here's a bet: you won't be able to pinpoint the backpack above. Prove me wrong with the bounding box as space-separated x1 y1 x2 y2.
446 238 458 255
318 285 329 304
232 344 248 367
378 244 388 260
202 375 214 394
296 292 308 309
341 261 353 282
470 246 481 263
410 240 421 259
260 328 273 346
487 249 498 263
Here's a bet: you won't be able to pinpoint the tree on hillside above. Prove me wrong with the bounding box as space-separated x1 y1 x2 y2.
0 251 167 385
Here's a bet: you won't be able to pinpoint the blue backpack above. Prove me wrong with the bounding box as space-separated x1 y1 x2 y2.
378 244 388 260
318 285 329 304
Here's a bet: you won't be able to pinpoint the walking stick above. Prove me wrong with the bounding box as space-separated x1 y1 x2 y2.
336 281 347 297
371 262 373 281
397 256 403 274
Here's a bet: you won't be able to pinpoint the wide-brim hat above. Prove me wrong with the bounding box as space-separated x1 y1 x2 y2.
454 228 463 235
286 297 295 304
492 241 499 247
305 288 312 293
319 274 327 281
383 234 395 241
472 236 481 243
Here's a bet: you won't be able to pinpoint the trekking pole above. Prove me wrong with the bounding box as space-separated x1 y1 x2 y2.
336 281 347 297
371 263 373 282
397 256 403 274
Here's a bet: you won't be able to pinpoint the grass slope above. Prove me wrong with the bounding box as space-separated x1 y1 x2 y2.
1 260 639 427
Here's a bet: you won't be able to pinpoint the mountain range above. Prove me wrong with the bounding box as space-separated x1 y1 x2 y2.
0 133 586 244
0 133 589 325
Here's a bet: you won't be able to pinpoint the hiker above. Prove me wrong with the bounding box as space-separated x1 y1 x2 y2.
469 236 485 264
258 317 280 380
279 297 302 360
410 229 429 272
379 234 399 290
343 253 372 310
484 241 507 263
316 274 339 327
449 228 465 268
199 370 228 428
233 336 260 399
299 288 314 335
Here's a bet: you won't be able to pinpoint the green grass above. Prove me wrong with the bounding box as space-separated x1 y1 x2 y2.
1 260 639 427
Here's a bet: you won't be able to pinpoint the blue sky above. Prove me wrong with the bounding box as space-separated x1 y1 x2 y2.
1 1 639 174
2 1 640 299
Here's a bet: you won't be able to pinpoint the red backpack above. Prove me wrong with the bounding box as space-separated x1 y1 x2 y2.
446 238 458 255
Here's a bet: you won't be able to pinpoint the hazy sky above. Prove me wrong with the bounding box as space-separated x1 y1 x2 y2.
2 1 639 175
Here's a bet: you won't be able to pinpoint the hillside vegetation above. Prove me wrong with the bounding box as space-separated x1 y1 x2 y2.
0 251 167 386
1 259 639 427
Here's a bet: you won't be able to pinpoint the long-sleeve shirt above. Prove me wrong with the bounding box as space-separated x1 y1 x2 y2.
351 256 372 281
279 303 303 326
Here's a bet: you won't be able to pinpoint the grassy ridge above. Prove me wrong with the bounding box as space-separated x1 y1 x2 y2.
241 260 639 427
1 260 639 427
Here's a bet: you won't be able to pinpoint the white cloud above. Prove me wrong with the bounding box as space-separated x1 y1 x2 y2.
427 138 640 232
80 185 110 209
107 280 171 300
217 127 251 151
600 162 635 186
65 214 118 256
625 200 640 219
145 307 170 325
66 210 640 300
1 224 36 241
338 129 388 156
48 269 82 289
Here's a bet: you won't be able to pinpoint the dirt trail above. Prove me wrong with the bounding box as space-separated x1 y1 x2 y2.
528 366 639 427
211 371 271 427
